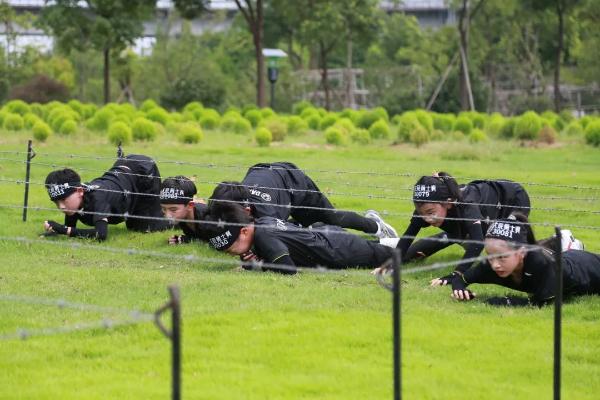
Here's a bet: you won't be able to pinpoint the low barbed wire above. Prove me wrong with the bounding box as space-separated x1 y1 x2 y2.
1 200 600 235
2 150 600 192
0 294 155 341
0 174 599 216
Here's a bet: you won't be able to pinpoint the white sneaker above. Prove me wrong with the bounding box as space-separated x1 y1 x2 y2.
365 209 398 239
561 230 584 251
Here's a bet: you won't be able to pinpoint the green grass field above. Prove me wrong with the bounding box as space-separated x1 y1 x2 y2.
1 130 599 399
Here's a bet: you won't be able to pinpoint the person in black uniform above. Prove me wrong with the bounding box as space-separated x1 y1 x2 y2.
208 161 397 239
450 214 600 306
159 176 212 244
206 202 394 274
398 172 531 285
43 154 171 241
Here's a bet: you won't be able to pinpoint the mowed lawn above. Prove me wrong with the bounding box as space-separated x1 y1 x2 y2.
0 130 599 399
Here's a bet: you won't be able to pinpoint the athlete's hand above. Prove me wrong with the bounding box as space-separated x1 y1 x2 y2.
168 235 188 245
452 289 476 301
44 220 68 235
430 272 456 287
240 251 260 262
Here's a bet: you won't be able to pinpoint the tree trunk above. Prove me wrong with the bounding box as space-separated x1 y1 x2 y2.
346 33 356 109
255 0 265 107
319 42 330 110
554 2 564 112
457 0 474 111
103 48 110 104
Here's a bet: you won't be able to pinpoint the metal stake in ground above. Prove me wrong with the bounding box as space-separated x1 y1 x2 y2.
553 227 563 400
392 250 402 400
22 140 36 222
154 285 182 400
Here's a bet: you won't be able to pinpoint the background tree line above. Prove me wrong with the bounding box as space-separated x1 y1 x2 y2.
0 0 598 114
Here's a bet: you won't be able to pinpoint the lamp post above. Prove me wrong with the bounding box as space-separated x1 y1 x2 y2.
262 48 287 109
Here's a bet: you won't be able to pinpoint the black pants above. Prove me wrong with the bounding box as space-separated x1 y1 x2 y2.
114 155 171 232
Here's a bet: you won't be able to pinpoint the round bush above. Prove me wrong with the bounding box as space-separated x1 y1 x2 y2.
86 108 115 131
3 113 24 131
5 100 30 115
262 118 287 141
414 110 434 133
30 103 45 118
409 126 429 147
183 101 204 114
48 107 78 132
432 113 455 132
514 111 542 140
292 100 313 115
339 108 359 124
223 109 242 119
429 129 445 141
559 110 574 124
469 129 488 143
132 118 157 141
140 99 159 112
580 116 593 129
178 123 203 144
356 110 382 129
450 131 466 141
81 104 97 120
368 119 391 139
24 113 41 129
107 121 132 145
198 109 220 130
317 108 328 117
255 127 272 147
453 116 473 135
485 114 505 137
300 107 318 120
460 111 486 129
564 121 583 136
146 107 170 126
260 107 275 119
500 118 516 139
334 118 356 136
32 121 52 142
306 114 321 130
350 128 371 145
244 109 262 128
325 127 347 146
584 121 600 147
396 113 423 142
538 125 557 144
231 118 252 135
319 114 338 130
59 119 77 135
220 115 241 132
287 116 309 135
67 100 83 116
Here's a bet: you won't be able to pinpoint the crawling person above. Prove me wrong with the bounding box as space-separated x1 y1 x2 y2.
43 154 171 241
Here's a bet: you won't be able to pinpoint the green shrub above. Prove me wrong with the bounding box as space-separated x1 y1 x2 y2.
559 110 574 124
461 111 486 129
262 118 287 141
325 126 347 146
396 113 423 142
146 107 170 126
515 111 542 140
500 118 516 139
339 108 359 123
231 118 252 135
32 121 52 142
453 116 473 135
132 118 157 141
0 111 6 127
432 113 455 132
255 127 272 147
319 114 338 130
584 121 600 147
409 126 429 147
86 108 115 131
316 108 328 117
220 115 241 132
306 114 321 130
334 118 356 136
3 113 24 130
300 107 318 119
538 125 557 144
580 116 593 129
29 103 45 118
357 109 383 129
24 113 41 129
81 104 97 119
48 107 79 133
223 109 242 119
450 131 466 141
4 100 30 115
260 107 275 119
564 121 584 136
183 101 203 113
469 129 488 143
67 100 83 116
486 114 505 137
350 128 371 145
244 109 262 128
59 119 77 135
287 116 309 135
368 119 391 139
107 121 132 145
140 99 158 112
178 123 203 144
414 110 434 132
292 100 313 115
429 129 445 141
198 109 220 130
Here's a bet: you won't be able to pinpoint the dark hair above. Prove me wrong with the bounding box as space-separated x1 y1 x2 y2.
45 168 81 186
161 176 197 198
413 171 462 205
208 201 254 227
510 212 536 245
208 181 251 213
436 171 461 201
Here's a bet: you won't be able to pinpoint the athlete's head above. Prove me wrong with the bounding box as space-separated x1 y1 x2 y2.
208 181 252 215
412 172 461 227
484 213 536 278
160 176 197 221
45 169 85 216
207 202 255 256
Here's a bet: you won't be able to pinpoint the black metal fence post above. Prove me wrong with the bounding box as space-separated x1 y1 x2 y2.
392 250 402 400
154 285 182 400
553 227 563 400
22 140 35 222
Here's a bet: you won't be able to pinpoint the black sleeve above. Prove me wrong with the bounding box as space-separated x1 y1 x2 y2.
263 254 297 275
530 256 557 305
455 206 485 272
398 212 425 257
462 260 500 286
252 230 296 274
64 214 78 228
68 220 109 241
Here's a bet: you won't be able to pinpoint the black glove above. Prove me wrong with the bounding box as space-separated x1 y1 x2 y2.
450 273 475 300
437 271 459 285
47 221 68 235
